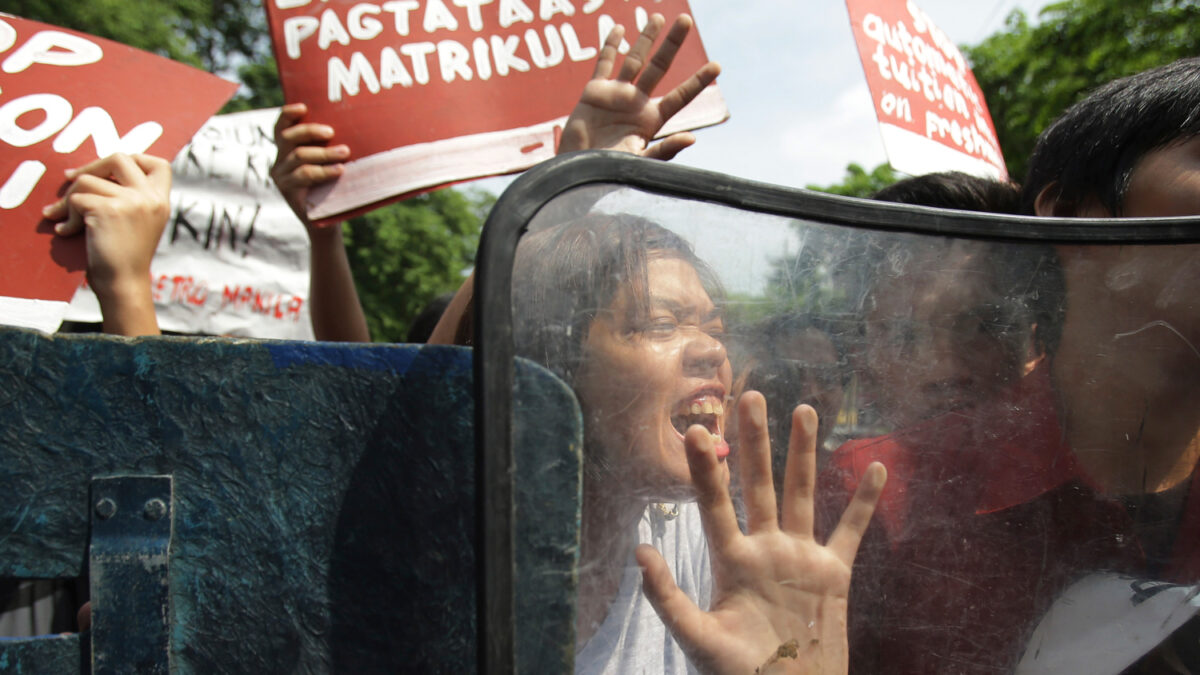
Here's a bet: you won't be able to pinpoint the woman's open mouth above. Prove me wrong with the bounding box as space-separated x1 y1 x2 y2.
670 391 730 459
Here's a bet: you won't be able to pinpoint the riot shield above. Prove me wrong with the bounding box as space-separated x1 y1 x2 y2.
476 151 1200 674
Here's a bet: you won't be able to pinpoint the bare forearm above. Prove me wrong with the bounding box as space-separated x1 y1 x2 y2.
427 272 473 345
96 278 160 337
308 226 370 342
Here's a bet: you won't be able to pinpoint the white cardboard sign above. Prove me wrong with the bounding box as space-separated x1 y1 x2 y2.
65 108 316 340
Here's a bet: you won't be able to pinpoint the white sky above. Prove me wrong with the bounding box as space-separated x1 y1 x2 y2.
472 0 1058 195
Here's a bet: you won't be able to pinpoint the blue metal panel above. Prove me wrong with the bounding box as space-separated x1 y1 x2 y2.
0 330 582 673
0 633 84 673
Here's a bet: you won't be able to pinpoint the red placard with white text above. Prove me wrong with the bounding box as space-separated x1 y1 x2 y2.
0 13 237 331
265 0 729 222
845 0 1007 179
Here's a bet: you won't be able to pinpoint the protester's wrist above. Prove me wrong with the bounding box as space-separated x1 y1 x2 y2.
94 271 152 305
306 221 345 245
94 276 159 337
91 269 151 303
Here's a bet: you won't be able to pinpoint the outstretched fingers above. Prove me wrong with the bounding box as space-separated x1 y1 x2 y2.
616 13 665 82
826 462 886 566
736 391 780 533
655 61 721 124
779 405 819 536
592 24 624 80
637 543 710 641
635 14 693 94
641 133 695 161
684 424 740 552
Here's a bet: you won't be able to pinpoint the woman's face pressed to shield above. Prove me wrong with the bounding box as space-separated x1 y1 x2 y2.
572 256 733 500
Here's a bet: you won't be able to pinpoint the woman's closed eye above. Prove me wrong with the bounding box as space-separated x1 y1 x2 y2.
637 316 725 342
645 315 680 337
702 321 725 341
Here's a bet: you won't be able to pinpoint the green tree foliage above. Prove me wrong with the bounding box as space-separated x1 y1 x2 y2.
790 162 895 316
966 0 1200 182
761 221 872 319
806 162 898 199
12 0 276 112
226 58 285 112
8 0 268 76
13 0 489 340
344 190 492 343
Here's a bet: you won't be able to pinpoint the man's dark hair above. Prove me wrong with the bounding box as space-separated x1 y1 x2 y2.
865 172 1065 355
872 171 1020 214
1020 57 1200 216
405 292 456 343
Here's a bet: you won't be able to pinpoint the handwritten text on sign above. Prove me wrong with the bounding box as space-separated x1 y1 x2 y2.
845 0 1006 178
66 109 315 339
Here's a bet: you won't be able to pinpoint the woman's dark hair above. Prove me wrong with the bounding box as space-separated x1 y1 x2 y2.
512 213 719 384
1021 57 1200 216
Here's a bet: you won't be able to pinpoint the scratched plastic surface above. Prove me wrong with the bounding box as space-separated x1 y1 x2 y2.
512 184 1200 674
0 336 581 673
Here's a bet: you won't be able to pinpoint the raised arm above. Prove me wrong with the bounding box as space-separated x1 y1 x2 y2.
639 394 886 674
44 153 170 337
557 13 721 159
428 15 720 344
271 102 371 342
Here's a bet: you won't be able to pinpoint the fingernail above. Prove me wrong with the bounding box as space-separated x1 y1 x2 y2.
318 125 335 136
332 145 350 158
64 168 76 178
42 204 54 216
53 221 66 235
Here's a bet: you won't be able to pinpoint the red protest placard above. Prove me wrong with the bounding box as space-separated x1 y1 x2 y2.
845 0 1007 180
0 13 238 328
265 0 728 222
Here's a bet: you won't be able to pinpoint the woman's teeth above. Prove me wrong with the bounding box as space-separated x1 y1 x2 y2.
689 401 725 416
673 397 726 440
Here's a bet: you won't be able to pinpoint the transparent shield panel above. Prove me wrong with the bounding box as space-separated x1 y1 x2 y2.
510 183 1200 674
